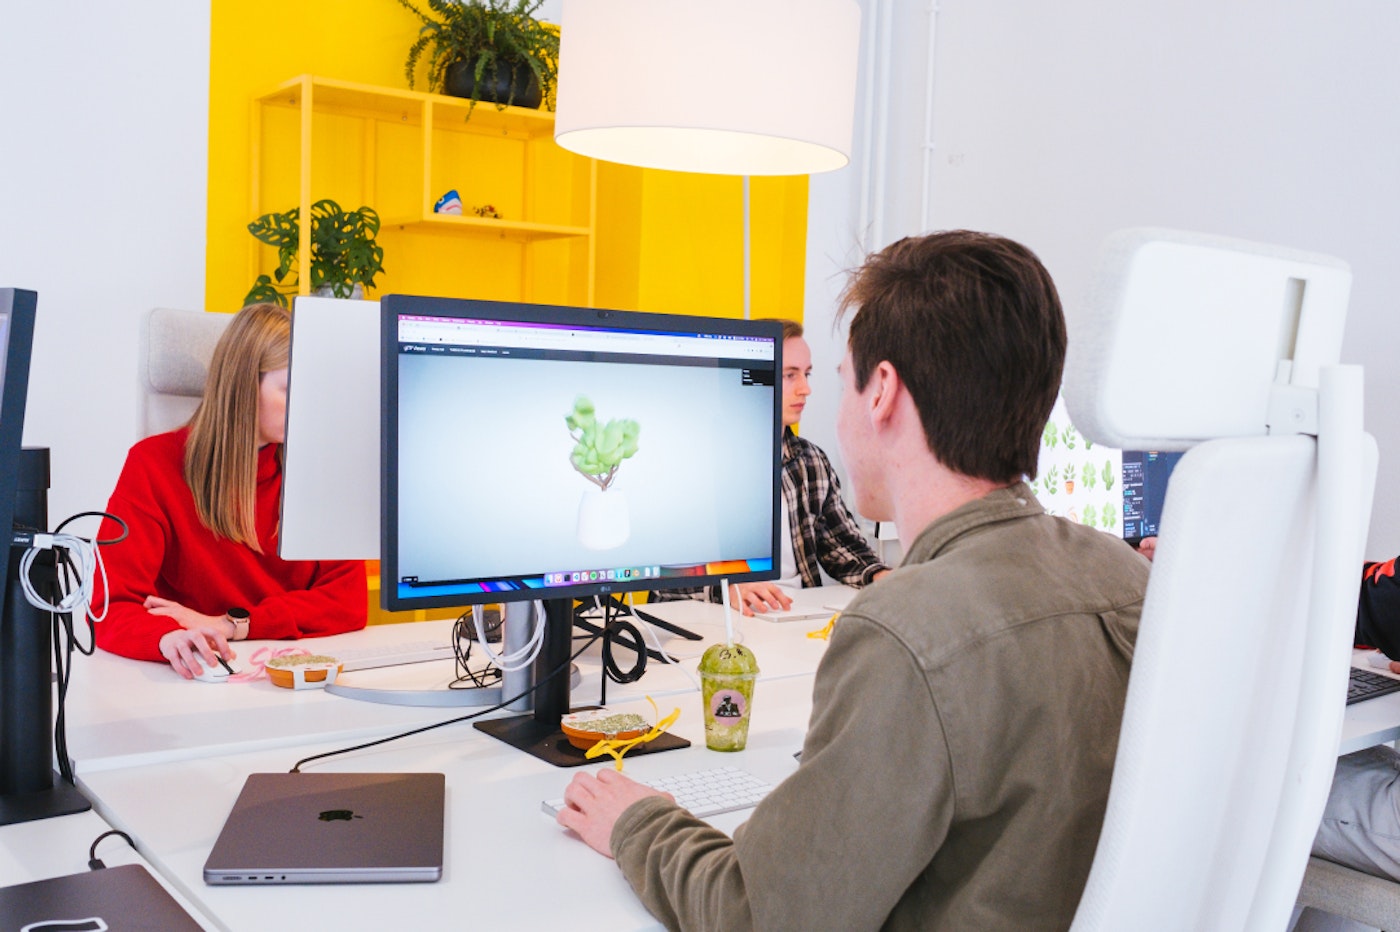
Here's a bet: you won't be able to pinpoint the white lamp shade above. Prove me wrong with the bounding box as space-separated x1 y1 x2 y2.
555 0 862 176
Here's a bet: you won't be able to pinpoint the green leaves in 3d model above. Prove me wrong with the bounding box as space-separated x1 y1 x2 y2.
566 395 640 491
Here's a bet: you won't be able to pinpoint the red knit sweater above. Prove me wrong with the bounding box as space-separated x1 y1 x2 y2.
93 428 367 662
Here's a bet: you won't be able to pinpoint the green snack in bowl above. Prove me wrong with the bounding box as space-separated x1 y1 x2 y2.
698 643 759 751
266 654 339 668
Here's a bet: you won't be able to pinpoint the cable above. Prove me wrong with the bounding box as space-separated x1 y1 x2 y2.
449 615 503 691
43 511 128 786
288 622 608 773
470 599 546 672
87 828 136 870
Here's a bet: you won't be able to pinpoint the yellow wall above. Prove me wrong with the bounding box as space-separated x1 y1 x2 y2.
207 0 808 320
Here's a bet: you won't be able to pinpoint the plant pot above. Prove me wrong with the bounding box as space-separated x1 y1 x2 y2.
313 283 365 300
577 488 629 550
444 58 542 109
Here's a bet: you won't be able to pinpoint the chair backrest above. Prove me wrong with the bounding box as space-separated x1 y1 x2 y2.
139 307 233 436
1064 229 1376 931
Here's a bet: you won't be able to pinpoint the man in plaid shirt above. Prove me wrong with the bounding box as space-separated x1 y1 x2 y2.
655 318 889 615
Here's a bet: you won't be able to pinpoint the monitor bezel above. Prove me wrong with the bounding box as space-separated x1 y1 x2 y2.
379 294 784 613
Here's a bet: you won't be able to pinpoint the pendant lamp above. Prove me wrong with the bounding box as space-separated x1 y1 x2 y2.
554 0 862 176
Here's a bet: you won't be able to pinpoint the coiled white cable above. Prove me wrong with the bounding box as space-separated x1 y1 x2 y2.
472 599 546 672
19 533 110 621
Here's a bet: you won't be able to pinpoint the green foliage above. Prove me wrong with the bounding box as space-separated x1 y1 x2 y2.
244 199 385 308
1081 462 1097 491
398 0 559 111
1042 421 1059 449
1082 503 1098 528
1102 459 1116 492
1044 464 1059 495
566 395 640 491
1102 503 1118 530
1063 424 1078 450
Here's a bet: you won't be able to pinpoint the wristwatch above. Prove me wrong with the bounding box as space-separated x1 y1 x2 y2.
226 607 250 641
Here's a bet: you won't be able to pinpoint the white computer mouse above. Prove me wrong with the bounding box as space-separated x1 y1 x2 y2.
191 660 235 683
1367 651 1394 670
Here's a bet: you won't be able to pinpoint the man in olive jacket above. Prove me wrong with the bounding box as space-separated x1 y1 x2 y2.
556 230 1150 931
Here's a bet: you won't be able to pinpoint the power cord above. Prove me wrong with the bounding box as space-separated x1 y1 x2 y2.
87 828 136 870
39 511 128 787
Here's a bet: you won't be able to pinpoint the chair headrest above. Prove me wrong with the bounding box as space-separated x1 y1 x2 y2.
1063 228 1351 450
142 307 233 397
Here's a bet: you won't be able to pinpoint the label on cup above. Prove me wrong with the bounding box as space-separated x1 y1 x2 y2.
709 689 748 725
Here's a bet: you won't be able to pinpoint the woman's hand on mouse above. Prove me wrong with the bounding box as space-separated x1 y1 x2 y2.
158 626 234 679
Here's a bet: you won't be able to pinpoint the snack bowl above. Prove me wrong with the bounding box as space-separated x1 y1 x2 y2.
265 654 342 689
559 709 650 750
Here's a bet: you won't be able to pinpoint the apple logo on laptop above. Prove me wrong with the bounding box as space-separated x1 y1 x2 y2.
318 809 363 822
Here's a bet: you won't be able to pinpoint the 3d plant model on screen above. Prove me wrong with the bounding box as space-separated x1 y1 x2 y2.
566 395 640 550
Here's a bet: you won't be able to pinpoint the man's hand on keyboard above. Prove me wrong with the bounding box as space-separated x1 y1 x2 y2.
556 769 670 858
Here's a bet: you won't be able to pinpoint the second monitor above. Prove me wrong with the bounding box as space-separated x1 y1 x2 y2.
380 295 784 763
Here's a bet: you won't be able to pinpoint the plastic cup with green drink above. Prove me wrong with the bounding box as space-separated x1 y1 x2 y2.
698 642 760 751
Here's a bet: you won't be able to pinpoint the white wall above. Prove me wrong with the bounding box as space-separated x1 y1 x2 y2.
0 4 211 530
805 0 1400 559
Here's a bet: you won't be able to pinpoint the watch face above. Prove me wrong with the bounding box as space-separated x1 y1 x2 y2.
227 607 250 620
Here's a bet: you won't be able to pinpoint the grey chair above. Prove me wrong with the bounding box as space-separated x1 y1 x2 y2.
139 307 232 436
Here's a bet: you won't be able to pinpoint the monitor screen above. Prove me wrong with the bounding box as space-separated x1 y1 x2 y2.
381 296 783 612
1121 449 1184 545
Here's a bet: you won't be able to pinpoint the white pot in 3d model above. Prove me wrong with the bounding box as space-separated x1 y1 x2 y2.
577 487 630 550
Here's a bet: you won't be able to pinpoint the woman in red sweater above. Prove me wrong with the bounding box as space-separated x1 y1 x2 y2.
94 303 366 677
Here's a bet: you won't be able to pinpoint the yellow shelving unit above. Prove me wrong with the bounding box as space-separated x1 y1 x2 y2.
250 74 596 308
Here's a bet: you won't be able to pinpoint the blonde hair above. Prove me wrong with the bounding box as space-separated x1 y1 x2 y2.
183 303 291 550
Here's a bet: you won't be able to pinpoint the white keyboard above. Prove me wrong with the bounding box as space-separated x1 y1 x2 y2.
542 766 774 819
330 639 456 672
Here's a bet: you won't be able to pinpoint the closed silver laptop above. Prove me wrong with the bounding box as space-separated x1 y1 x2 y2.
203 772 444 885
0 864 203 930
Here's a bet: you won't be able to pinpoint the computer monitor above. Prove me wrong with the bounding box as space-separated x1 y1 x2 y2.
0 288 88 823
1121 449 1184 547
381 295 783 764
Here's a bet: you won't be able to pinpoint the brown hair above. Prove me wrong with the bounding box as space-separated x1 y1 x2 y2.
755 317 804 343
183 303 291 550
838 230 1065 483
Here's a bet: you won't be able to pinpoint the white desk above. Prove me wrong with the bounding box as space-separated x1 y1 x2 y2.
1340 650 1400 754
0 808 219 929
76 676 814 932
64 602 833 773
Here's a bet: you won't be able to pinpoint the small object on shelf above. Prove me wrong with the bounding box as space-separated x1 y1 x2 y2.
434 189 463 215
472 203 503 219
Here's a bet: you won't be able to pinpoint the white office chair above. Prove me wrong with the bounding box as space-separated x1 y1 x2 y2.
1063 229 1377 931
139 307 232 436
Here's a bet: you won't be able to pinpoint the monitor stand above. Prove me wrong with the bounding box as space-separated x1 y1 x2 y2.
474 598 690 767
0 448 91 824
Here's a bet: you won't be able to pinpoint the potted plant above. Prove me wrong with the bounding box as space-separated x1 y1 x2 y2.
244 199 385 307
397 0 559 112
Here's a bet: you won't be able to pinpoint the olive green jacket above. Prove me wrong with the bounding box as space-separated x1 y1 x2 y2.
612 483 1149 931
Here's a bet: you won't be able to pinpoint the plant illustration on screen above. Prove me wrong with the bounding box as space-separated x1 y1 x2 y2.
565 395 640 549
566 395 640 490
